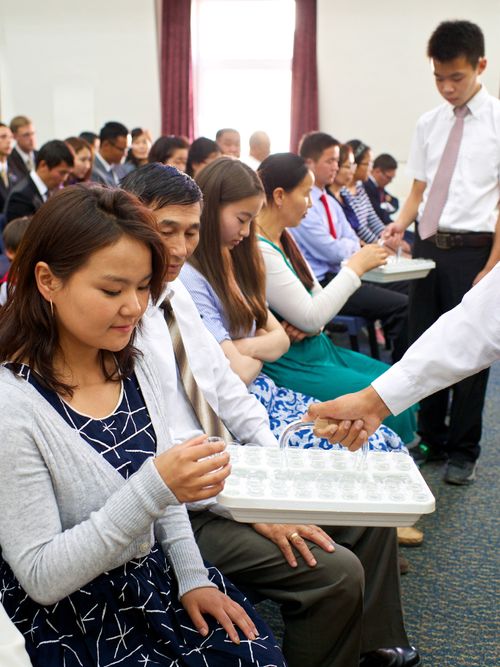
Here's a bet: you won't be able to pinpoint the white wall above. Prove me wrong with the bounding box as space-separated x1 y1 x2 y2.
317 0 500 197
0 0 161 144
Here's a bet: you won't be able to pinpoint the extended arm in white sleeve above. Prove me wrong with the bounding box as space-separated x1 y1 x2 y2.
261 243 361 332
372 263 500 414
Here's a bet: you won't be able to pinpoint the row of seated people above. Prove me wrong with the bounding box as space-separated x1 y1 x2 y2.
0 160 421 667
0 118 406 360
0 117 271 215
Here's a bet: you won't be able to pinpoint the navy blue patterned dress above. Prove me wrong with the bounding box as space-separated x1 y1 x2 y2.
0 367 286 666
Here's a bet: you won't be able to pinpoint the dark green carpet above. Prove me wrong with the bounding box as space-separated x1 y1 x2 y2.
398 360 500 667
255 358 500 666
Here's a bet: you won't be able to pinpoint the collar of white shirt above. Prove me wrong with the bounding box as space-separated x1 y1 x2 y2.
311 184 326 201
444 84 489 120
30 170 49 201
95 151 114 172
15 145 35 165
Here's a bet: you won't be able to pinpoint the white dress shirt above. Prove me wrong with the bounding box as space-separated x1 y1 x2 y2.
30 170 49 202
94 152 119 185
0 604 33 666
137 279 278 513
407 85 500 233
372 262 500 414
242 154 260 171
14 145 35 171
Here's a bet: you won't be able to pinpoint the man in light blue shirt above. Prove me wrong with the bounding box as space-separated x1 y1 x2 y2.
291 132 409 362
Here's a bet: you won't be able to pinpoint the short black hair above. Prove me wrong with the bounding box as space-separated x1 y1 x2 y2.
427 21 485 67
3 216 32 252
373 153 397 171
79 131 98 144
299 132 339 161
120 162 202 209
186 137 220 176
36 140 74 169
99 121 129 144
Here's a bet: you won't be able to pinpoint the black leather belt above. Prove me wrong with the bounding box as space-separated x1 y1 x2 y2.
427 231 493 250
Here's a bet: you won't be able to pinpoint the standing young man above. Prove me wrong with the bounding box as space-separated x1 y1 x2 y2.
386 21 500 484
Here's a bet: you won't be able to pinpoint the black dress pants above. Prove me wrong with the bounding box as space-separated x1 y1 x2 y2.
321 273 409 362
409 231 492 463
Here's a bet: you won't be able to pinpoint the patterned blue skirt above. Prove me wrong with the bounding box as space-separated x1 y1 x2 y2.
0 544 285 666
249 372 405 452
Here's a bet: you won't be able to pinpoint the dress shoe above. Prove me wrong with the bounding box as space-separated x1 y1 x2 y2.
360 646 421 666
398 554 409 575
397 526 424 547
443 459 477 485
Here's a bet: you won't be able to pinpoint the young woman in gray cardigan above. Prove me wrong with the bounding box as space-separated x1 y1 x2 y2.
0 186 285 667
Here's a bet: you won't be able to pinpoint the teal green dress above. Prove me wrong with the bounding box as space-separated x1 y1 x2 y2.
258 236 417 444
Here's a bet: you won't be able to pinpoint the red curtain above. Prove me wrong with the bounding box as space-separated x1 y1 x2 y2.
290 0 319 152
160 0 194 139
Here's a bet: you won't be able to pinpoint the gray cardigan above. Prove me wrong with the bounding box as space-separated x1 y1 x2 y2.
0 355 213 606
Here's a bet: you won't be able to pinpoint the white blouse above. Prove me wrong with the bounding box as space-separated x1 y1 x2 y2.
258 236 361 333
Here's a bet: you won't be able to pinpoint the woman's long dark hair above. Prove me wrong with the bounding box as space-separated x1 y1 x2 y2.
258 152 315 291
193 157 267 336
0 185 167 395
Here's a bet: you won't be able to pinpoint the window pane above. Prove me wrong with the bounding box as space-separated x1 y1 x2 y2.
193 0 295 152
196 0 294 61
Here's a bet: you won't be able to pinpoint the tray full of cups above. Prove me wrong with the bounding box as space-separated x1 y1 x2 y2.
361 256 436 283
217 424 435 527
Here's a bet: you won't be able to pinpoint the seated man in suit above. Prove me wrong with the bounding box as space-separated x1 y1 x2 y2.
120 163 419 667
7 116 38 182
215 127 241 158
290 132 409 362
90 121 129 186
363 154 399 224
3 140 73 225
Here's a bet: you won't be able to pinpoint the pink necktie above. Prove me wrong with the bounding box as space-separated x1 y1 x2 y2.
418 105 470 240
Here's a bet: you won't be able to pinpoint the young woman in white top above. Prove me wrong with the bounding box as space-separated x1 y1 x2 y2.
255 153 417 443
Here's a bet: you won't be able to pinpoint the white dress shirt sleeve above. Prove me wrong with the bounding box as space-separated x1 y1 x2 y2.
406 117 428 183
0 605 33 667
372 263 500 414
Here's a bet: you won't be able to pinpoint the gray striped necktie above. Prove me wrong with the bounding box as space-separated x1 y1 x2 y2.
162 300 232 441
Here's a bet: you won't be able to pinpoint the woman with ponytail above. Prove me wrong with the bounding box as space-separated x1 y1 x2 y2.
254 153 417 444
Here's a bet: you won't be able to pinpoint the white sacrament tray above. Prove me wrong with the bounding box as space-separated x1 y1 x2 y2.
218 446 435 527
361 257 436 283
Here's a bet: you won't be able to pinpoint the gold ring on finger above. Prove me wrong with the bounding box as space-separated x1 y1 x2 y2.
288 531 300 542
